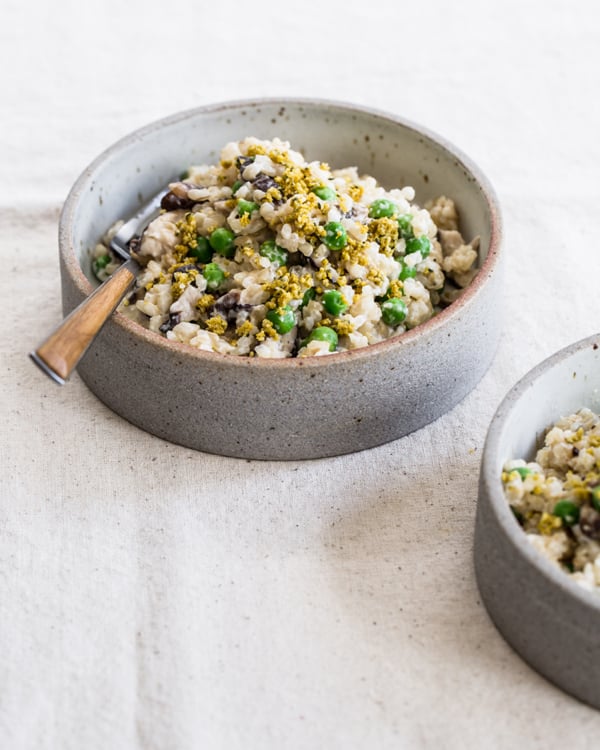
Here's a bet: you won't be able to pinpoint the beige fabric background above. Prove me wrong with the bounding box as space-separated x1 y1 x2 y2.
2 0 600 747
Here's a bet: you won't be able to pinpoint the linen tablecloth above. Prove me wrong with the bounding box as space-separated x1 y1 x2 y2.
3 1 600 747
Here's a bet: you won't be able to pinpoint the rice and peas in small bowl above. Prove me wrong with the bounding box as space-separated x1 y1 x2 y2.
92 136 479 359
502 408 600 593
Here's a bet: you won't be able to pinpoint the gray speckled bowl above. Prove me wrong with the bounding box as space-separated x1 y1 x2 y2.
475 334 600 708
59 98 502 460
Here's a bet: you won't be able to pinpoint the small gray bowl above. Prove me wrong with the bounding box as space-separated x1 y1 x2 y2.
475 334 600 708
59 98 502 460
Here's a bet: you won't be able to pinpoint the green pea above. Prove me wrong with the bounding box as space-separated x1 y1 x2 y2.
312 186 337 202
259 240 288 267
93 254 111 272
231 180 244 195
323 222 347 250
553 500 580 526
398 263 417 281
397 214 414 239
209 227 236 257
405 236 431 258
369 198 397 219
322 289 348 316
266 305 295 335
514 467 533 480
300 287 316 309
189 236 212 262
237 199 259 216
592 485 600 512
179 169 190 180
301 326 338 352
381 298 408 327
203 262 226 290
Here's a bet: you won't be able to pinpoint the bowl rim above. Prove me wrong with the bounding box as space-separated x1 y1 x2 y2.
480 333 600 613
59 96 503 370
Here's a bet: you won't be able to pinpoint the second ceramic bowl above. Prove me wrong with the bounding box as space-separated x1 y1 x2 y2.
59 98 502 459
475 334 600 708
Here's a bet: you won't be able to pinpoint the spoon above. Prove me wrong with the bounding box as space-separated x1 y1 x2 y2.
30 189 166 385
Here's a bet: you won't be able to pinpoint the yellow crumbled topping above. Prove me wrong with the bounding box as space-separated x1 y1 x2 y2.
368 217 399 256
565 471 587 491
348 184 364 201
275 164 321 200
367 267 386 286
256 318 279 341
315 266 332 288
339 235 369 267
267 148 294 166
332 319 354 336
169 270 198 300
264 186 283 203
387 279 404 299
173 270 198 287
286 192 325 240
262 320 279 340
246 144 267 157
175 213 200 261
235 320 255 337
205 316 228 335
171 283 186 301
276 168 307 197
262 268 304 310
565 428 584 444
585 470 600 485
196 294 215 311
239 213 251 228
538 512 562 535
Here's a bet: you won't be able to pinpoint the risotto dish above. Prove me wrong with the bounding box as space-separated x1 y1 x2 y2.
93 137 479 358
502 408 600 593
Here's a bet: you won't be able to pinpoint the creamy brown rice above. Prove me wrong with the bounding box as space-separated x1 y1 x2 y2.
502 407 600 593
93 137 479 358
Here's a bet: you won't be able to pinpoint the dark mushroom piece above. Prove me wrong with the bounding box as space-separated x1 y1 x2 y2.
159 312 182 334
579 505 600 540
252 173 279 193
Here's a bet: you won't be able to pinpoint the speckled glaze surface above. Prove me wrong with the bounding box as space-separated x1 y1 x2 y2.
59 98 502 460
475 335 600 708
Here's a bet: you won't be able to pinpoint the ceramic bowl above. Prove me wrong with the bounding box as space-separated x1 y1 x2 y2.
59 98 502 460
475 334 600 708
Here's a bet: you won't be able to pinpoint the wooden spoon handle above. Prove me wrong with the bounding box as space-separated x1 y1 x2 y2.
30 261 137 384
